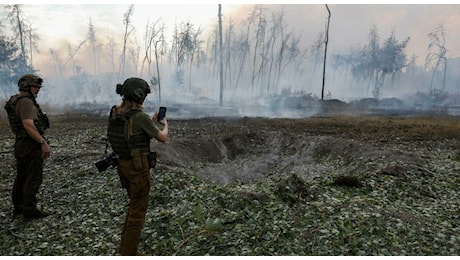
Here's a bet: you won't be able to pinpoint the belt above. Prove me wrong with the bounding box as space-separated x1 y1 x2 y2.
118 155 151 161
117 151 149 160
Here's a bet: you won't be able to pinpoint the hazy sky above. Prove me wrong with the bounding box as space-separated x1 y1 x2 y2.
1 3 460 75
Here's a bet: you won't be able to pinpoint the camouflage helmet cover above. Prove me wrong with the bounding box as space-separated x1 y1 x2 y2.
121 77 151 104
18 74 43 90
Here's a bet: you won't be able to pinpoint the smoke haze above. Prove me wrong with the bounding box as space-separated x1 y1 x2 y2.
1 4 460 118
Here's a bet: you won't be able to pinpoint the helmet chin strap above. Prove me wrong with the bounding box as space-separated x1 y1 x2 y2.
140 88 150 104
139 94 147 104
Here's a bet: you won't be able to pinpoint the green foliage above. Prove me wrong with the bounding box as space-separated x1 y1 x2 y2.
0 35 20 91
1 115 460 256
139 162 460 256
0 5 38 93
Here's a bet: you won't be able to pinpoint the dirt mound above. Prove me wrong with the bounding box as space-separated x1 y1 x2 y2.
153 117 428 186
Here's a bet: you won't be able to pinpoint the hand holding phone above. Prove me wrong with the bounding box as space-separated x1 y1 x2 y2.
157 106 167 122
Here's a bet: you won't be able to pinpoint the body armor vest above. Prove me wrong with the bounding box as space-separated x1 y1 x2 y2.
107 107 150 159
4 94 49 136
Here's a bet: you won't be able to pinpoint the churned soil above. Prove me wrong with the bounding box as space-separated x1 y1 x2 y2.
2 113 460 186
152 114 460 185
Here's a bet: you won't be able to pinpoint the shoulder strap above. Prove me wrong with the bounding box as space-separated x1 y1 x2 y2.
123 109 141 142
14 94 33 104
104 106 117 155
6 94 27 106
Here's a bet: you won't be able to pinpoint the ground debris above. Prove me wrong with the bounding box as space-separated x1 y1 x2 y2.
1 113 460 255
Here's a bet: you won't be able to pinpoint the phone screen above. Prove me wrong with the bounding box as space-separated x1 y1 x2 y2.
157 107 167 122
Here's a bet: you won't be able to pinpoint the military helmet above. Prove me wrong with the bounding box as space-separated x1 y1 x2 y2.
18 74 43 90
120 77 151 104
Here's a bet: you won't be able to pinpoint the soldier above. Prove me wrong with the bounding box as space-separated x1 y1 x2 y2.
107 77 168 255
4 74 51 220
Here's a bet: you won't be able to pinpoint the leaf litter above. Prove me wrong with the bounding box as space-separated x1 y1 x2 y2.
0 113 460 255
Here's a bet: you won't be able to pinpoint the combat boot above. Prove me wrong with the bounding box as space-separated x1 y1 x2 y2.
23 209 50 220
12 208 23 218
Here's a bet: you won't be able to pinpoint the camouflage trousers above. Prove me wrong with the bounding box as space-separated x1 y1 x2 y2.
12 137 44 215
117 156 151 256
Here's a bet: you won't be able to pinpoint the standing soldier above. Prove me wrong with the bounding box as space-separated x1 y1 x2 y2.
107 77 168 255
4 74 51 220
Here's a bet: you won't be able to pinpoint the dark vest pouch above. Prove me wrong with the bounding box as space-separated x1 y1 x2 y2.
148 151 157 169
131 149 142 170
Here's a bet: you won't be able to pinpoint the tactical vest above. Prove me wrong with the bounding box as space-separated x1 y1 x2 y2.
4 94 50 136
107 107 150 159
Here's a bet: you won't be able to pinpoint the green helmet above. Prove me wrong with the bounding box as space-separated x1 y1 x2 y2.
18 74 43 91
120 77 151 104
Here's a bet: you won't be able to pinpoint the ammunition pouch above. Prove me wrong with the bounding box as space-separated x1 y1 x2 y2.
36 109 50 135
148 151 157 169
41 112 50 129
131 149 143 170
130 150 156 170
34 120 45 135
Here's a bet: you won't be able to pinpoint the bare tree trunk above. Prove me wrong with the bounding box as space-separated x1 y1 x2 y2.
64 39 86 67
49 49 64 79
13 5 26 65
321 4 331 100
267 9 283 95
275 29 288 94
88 18 97 75
233 8 256 92
234 30 249 91
187 26 202 92
129 45 140 75
154 40 162 101
108 37 116 74
188 51 194 91
224 20 233 93
219 4 224 106
250 5 263 94
140 20 153 77
442 57 447 91
120 5 134 80
28 28 33 66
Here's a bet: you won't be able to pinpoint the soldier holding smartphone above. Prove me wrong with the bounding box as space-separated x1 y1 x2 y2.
107 77 168 255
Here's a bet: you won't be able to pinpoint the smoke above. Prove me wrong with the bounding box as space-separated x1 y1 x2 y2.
3 4 460 119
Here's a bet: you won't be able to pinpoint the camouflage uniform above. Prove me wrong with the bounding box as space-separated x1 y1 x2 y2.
108 78 160 255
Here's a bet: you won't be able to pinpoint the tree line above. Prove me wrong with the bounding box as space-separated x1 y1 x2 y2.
0 4 452 102
0 4 38 94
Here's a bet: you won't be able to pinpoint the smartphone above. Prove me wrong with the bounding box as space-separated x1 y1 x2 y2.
157 106 167 122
